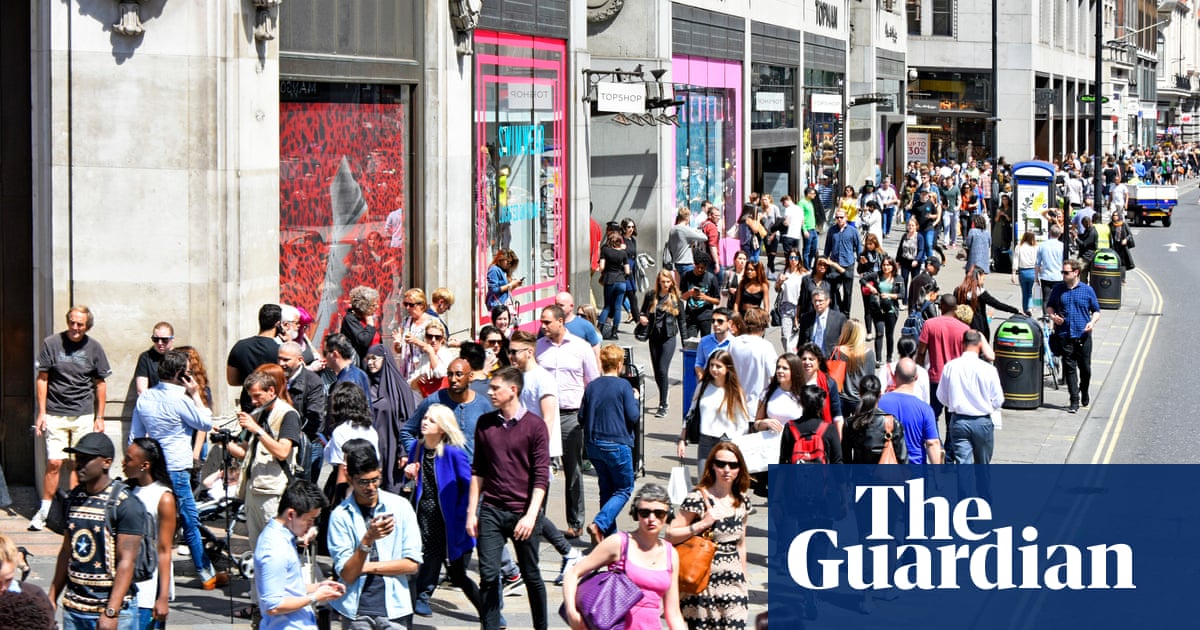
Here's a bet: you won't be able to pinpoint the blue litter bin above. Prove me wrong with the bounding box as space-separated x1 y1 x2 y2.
681 342 698 421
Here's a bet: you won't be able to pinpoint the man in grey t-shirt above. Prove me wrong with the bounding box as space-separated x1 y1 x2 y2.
30 305 112 531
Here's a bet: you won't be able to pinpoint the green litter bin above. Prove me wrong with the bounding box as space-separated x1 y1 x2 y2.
994 315 1044 410
1090 249 1122 310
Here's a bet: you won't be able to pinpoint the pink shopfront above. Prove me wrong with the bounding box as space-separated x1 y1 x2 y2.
672 55 743 226
474 31 569 329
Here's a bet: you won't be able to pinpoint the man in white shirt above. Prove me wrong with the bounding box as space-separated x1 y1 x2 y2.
877 176 900 236
936 329 1004 467
1109 175 1129 221
726 307 778 412
781 195 806 256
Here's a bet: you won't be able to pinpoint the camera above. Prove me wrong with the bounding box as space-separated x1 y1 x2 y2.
210 428 237 445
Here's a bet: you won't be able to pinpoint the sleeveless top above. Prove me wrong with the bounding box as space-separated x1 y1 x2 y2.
613 532 675 630
133 481 174 609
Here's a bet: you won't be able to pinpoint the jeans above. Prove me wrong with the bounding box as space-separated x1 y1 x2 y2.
803 232 820 270
780 236 800 259
649 333 678 407
477 504 547 630
780 308 799 353
137 608 164 630
948 413 994 499
559 410 585 531
170 469 213 575
1017 269 1037 313
944 210 960 245
882 206 896 234
921 229 937 264
64 605 137 630
695 433 726 478
585 440 634 534
339 613 413 629
598 282 626 337
682 310 711 340
1059 334 1093 406
828 271 854 316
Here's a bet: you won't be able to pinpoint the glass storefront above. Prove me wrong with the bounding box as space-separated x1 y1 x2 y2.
474 31 568 328
751 63 796 130
804 69 844 188
673 55 742 223
279 82 412 342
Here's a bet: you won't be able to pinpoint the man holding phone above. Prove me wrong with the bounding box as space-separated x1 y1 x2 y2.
327 440 422 629
129 350 229 590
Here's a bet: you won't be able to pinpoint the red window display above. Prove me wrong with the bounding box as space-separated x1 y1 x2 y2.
279 83 412 342
474 31 568 329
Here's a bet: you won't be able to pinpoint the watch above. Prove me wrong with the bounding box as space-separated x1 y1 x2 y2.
358 542 372 554
104 607 119 618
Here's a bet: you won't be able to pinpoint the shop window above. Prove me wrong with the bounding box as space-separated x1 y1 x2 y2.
751 64 796 130
279 82 412 342
931 0 953 36
474 31 568 328
673 56 741 221
906 0 922 35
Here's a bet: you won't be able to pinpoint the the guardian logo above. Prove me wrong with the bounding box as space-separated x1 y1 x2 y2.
787 479 1135 591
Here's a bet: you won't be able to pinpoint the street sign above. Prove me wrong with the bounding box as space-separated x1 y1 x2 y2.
1079 94 1110 103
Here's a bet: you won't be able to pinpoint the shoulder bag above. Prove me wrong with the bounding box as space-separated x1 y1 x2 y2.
559 531 644 630
683 381 709 444
877 414 899 465
676 490 719 594
826 349 848 389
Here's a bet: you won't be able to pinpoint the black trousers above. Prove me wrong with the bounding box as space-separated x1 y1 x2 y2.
559 410 585 531
477 504 547 630
1059 334 1093 406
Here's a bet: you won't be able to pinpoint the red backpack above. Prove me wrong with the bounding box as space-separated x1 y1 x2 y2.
788 421 831 464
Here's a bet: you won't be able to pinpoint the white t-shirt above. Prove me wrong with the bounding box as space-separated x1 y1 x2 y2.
784 203 807 240
325 423 381 466
520 364 563 458
698 384 750 439
133 481 174 610
728 334 779 410
777 271 807 310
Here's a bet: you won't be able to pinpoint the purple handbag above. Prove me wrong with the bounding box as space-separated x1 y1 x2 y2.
558 532 644 630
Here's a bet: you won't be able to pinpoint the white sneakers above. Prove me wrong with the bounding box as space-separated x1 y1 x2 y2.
28 509 47 531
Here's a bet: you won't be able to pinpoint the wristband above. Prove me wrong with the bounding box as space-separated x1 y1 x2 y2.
309 592 319 606
256 428 266 439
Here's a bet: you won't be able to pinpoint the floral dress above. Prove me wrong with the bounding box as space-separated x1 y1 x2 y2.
680 490 750 629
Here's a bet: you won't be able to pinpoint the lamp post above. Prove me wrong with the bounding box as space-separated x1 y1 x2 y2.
1094 0 1102 202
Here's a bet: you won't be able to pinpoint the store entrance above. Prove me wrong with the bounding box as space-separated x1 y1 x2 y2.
753 146 796 200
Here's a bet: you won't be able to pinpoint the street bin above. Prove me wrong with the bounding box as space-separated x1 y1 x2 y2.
994 315 1044 410
681 339 699 422
1090 249 1122 310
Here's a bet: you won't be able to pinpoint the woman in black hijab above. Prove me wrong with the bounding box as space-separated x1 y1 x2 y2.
364 343 418 492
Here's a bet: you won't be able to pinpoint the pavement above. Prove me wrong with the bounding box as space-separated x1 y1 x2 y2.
0 196 1172 628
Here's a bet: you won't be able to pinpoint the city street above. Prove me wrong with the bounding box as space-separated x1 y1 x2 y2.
4 184 1190 627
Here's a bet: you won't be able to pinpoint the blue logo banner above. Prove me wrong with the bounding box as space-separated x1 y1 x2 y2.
767 465 1200 629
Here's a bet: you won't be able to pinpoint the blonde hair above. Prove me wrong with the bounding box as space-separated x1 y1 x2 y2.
422 404 466 456
653 270 681 316
954 304 975 326
836 318 870 373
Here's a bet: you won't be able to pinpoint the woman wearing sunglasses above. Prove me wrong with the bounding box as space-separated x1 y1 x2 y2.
562 483 686 630
666 443 751 629
406 319 454 398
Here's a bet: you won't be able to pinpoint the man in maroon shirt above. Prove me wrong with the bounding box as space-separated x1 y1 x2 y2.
916 293 970 426
701 202 723 273
467 366 551 630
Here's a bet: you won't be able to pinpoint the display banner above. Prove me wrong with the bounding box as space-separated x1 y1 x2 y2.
768 465 1198 628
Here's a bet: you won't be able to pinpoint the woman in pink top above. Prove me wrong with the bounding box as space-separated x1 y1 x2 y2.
562 483 687 630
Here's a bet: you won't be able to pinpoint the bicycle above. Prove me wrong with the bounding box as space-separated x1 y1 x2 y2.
1038 315 1061 390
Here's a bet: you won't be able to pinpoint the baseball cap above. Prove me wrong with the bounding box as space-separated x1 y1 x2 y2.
65 432 115 459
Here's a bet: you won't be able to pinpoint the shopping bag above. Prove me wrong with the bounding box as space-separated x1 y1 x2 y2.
668 464 692 505
1030 282 1043 312
732 431 782 474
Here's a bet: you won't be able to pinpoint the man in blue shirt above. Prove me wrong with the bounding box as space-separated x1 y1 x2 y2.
878 359 944 466
398 358 491 459
553 292 602 349
823 209 862 316
693 307 733 379
325 333 372 411
1046 258 1101 413
129 350 228 589
255 480 344 630
327 442 422 628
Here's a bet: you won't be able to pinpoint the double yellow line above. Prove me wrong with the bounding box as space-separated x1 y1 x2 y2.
1089 268 1164 464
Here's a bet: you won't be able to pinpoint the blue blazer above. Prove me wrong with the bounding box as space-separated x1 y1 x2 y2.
407 441 475 561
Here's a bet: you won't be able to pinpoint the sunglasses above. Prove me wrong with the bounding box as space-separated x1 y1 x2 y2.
425 334 444 341
713 460 741 470
403 301 422 307
712 318 728 325
507 348 530 356
485 338 503 345
635 508 669 520
151 336 173 343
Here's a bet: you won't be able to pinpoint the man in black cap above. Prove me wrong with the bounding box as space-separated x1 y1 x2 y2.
48 432 147 630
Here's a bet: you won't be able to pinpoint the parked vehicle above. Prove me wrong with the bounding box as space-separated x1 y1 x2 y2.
1126 183 1177 227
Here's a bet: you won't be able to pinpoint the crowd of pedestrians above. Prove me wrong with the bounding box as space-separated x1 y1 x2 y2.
13 144 1181 629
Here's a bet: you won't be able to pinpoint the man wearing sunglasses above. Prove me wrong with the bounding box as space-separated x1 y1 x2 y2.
327 441 421 628
134 321 174 395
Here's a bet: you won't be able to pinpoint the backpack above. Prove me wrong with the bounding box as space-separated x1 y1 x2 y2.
788 421 831 464
105 480 158 584
289 432 313 481
900 300 932 339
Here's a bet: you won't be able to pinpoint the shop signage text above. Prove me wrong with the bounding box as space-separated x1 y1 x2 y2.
811 93 842 114
497 124 545 157
877 10 904 52
756 92 786 112
507 83 553 111
595 82 646 114
814 0 839 29
907 132 930 163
